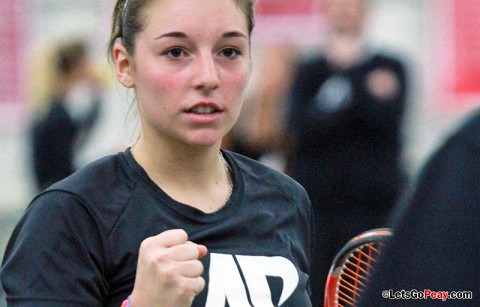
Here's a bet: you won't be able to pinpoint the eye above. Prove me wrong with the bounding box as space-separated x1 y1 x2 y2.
166 47 187 58
220 47 240 59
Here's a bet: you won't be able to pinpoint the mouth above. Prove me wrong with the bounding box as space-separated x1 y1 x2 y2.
190 105 217 114
186 102 222 115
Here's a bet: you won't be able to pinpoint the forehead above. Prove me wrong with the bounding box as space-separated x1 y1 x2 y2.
141 0 248 35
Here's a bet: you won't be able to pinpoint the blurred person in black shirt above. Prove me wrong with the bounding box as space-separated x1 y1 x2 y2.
31 39 102 191
285 0 408 304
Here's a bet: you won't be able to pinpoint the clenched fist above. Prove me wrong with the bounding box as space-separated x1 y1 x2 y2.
130 229 208 307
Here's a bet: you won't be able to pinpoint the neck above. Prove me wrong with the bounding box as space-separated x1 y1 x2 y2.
132 134 222 180
131 134 231 212
325 33 366 69
55 78 73 100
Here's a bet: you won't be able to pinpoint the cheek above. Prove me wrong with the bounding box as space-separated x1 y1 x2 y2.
134 74 174 122
226 73 250 121
136 68 183 109
226 68 250 99
141 68 182 94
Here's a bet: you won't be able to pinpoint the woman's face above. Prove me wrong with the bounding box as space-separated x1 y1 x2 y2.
120 0 251 148
326 0 366 36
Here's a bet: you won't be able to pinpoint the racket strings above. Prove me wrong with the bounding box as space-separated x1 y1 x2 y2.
336 242 385 306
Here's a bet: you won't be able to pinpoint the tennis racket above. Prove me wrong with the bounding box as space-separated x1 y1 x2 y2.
324 228 392 307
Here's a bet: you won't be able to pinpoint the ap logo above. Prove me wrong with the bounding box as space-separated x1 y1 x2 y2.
205 253 299 306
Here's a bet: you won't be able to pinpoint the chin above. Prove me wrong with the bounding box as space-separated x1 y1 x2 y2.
187 139 221 148
184 133 223 148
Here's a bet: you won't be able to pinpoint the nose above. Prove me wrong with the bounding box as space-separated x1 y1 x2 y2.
193 53 220 93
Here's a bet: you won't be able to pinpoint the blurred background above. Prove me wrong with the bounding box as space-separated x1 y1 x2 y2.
1 0 480 304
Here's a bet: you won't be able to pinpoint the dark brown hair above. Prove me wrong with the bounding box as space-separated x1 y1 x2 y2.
108 0 256 62
56 40 87 76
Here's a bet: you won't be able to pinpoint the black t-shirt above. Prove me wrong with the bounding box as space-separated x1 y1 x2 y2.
286 52 407 208
1 149 313 307
31 97 101 191
32 101 77 190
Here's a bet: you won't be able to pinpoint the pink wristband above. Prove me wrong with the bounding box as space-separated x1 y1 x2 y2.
121 295 132 307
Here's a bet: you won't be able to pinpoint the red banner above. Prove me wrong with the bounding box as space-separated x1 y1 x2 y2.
0 1 26 106
255 0 315 16
450 0 480 94
253 0 323 46
434 0 480 109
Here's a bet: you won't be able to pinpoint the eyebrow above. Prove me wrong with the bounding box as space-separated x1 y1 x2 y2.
155 32 187 40
222 31 248 39
154 31 248 40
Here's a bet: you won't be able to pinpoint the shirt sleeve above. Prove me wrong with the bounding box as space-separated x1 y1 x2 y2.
355 57 408 138
0 191 108 306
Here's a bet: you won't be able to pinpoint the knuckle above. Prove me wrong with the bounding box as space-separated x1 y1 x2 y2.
177 229 189 240
139 237 154 252
154 251 170 264
159 266 177 282
177 279 189 292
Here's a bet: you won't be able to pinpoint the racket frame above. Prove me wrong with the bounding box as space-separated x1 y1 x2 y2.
324 228 393 307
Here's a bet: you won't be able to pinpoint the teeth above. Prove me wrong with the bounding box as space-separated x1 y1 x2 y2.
192 106 216 114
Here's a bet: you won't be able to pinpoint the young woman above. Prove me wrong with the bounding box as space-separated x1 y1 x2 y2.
0 0 313 306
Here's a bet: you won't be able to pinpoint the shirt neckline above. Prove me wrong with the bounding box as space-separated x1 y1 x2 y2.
122 148 244 223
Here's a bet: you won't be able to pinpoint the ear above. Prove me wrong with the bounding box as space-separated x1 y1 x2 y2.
113 43 135 88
